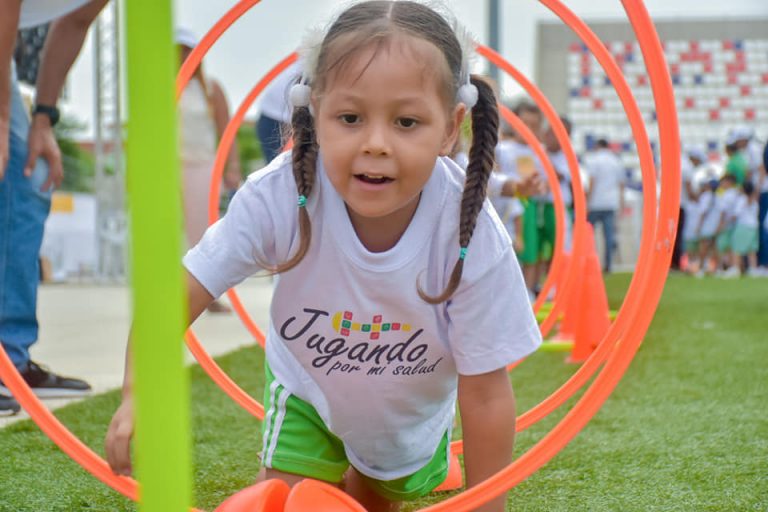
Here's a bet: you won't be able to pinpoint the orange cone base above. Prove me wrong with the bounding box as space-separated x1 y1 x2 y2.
214 479 290 511
434 453 463 492
215 479 366 512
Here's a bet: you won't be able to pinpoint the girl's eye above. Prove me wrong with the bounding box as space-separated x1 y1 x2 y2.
397 118 418 129
339 114 359 124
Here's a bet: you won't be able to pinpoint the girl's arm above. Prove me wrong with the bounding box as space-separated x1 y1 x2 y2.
458 368 516 512
105 271 214 476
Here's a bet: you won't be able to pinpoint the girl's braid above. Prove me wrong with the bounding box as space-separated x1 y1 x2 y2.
274 105 318 273
419 75 499 304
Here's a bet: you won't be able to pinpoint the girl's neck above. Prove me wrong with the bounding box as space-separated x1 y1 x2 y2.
346 194 421 253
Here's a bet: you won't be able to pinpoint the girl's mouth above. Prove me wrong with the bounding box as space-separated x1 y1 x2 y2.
355 174 394 185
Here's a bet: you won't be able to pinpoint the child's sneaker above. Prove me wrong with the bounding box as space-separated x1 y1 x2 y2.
0 392 20 416
720 266 741 279
0 361 91 398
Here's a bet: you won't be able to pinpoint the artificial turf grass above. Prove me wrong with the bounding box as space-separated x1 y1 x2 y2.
0 274 766 511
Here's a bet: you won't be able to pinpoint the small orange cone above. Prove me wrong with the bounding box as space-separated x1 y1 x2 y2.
214 479 290 512
285 479 366 512
434 453 463 492
566 225 611 363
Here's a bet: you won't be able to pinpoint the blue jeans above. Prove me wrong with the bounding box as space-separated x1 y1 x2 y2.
587 209 616 272
758 191 768 267
0 64 52 370
256 114 285 164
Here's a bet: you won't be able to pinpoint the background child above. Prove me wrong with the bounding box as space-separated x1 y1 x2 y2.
714 174 740 277
732 181 763 276
105 3 541 511
695 178 720 276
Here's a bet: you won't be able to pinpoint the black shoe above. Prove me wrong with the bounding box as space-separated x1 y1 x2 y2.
0 361 92 398
0 392 20 416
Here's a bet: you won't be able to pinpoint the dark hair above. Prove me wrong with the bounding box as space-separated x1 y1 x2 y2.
596 138 609 149
721 173 737 185
276 1 499 304
559 116 572 135
742 181 755 196
513 100 541 118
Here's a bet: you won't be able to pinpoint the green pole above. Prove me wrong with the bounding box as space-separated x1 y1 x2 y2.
124 2 191 511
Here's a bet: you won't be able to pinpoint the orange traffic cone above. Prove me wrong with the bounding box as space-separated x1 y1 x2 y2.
214 479 290 512
434 453 463 492
285 479 366 512
566 225 611 364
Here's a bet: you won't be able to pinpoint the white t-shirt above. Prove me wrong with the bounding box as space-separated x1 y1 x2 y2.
258 61 301 123
697 190 719 238
734 196 758 228
19 0 90 29
184 153 542 480
548 150 572 207
583 148 626 212
717 187 740 226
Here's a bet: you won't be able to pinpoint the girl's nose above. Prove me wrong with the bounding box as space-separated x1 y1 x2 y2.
361 123 391 156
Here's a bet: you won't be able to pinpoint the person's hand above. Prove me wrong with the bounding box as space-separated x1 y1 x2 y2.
0 120 9 181
515 173 546 197
25 116 63 191
513 235 524 253
105 398 134 476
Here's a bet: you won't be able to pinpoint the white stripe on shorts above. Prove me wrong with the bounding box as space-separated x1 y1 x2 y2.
261 380 280 464
264 385 291 467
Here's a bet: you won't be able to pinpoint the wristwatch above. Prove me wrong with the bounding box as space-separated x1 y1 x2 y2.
31 104 60 127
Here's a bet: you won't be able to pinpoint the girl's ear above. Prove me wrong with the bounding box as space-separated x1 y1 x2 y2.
439 103 467 156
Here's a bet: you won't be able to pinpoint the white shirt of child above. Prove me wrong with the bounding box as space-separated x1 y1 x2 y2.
698 190 719 238
19 0 90 28
718 188 740 226
734 196 758 228
183 153 542 480
548 150 572 207
583 148 625 212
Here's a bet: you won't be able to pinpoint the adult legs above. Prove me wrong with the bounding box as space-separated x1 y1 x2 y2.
256 114 285 164
0 65 90 398
588 210 615 272
0 66 51 371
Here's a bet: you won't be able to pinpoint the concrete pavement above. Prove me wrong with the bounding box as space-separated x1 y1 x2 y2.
0 277 273 428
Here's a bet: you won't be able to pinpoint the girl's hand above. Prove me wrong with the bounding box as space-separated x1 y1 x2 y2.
105 397 134 476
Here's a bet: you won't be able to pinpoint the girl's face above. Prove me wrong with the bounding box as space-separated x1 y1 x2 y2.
313 35 464 236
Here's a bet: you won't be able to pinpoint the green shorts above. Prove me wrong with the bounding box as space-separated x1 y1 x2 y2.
261 364 450 501
731 224 758 255
716 226 734 253
519 200 556 264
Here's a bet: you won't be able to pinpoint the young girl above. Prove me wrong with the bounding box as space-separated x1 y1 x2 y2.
106 2 541 511
695 178 722 276
732 181 761 276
